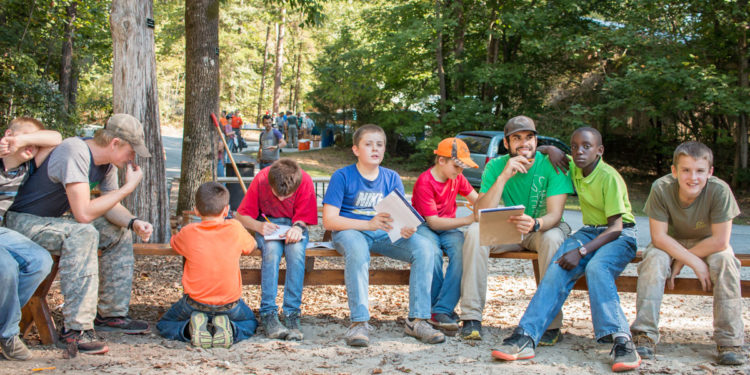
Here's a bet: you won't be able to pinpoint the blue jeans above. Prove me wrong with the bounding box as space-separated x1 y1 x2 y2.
0 227 53 338
217 155 226 178
332 229 436 322
517 226 637 345
416 224 463 315
254 217 308 316
156 295 257 343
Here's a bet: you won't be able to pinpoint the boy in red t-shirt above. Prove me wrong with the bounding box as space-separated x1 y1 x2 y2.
157 182 258 349
412 137 478 333
236 159 318 341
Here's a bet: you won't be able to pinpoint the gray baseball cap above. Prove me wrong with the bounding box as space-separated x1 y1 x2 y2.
106 114 151 158
504 116 538 137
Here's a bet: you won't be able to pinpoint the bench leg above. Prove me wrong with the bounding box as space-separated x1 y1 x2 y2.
531 259 541 284
20 256 59 345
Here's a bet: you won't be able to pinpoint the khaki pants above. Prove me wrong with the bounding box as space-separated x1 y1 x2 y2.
630 242 744 346
459 221 570 327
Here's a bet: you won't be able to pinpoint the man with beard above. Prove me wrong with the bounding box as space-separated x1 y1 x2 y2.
459 116 573 343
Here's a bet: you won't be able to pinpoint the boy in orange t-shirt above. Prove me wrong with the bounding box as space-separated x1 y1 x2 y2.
157 182 258 349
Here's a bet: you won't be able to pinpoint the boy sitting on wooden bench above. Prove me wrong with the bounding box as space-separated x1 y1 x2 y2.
322 124 444 347
0 117 60 360
235 159 317 341
157 182 258 349
630 141 745 366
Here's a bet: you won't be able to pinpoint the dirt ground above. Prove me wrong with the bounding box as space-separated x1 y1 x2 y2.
3 228 749 375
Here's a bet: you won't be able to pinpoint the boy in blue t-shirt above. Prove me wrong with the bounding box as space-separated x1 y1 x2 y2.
323 124 444 347
492 127 641 373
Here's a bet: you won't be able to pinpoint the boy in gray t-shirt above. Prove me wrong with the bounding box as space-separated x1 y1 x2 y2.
630 141 744 366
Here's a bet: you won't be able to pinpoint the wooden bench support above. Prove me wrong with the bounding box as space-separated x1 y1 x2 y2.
20 257 59 345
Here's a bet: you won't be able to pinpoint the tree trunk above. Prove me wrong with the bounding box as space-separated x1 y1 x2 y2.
272 10 286 114
452 0 465 98
177 0 220 214
256 24 271 124
59 0 77 113
292 49 302 113
435 0 447 122
733 0 748 187
110 0 170 242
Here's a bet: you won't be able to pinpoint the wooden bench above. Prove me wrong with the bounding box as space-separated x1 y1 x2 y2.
21 242 750 346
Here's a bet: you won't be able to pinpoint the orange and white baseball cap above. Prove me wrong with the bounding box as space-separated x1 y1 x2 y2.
434 138 478 169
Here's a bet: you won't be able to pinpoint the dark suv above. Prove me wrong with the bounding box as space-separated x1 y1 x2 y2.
456 130 571 187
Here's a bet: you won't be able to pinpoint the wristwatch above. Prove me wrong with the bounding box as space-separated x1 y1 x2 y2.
531 219 540 232
578 246 588 257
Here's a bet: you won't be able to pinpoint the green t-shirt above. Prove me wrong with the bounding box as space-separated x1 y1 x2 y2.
644 174 739 241
480 151 574 218
569 158 635 226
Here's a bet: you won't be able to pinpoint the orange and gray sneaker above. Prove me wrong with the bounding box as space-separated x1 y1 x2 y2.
610 336 641 372
491 328 535 361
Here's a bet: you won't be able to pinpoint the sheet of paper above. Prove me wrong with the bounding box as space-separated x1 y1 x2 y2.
374 190 425 242
263 224 292 241
307 241 335 249
478 205 526 247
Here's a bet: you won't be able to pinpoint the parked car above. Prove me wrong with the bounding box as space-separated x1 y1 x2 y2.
456 130 571 188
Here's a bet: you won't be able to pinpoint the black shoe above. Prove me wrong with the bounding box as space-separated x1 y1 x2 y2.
610 336 641 372
539 328 562 346
94 313 149 334
284 312 304 341
57 329 109 356
491 328 535 361
460 320 482 340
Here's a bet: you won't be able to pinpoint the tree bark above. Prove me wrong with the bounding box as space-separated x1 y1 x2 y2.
452 0 465 98
256 24 271 124
292 48 302 113
732 0 748 187
110 0 170 242
272 10 286 114
177 0 220 214
59 0 77 113
434 0 447 122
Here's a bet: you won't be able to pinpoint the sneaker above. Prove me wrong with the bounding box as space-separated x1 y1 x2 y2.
460 320 482 340
539 328 562 346
211 315 233 349
717 346 746 366
57 329 109 355
1 335 32 361
610 336 641 372
428 313 459 332
284 312 304 341
491 329 535 361
260 312 289 340
632 332 655 360
405 318 445 344
344 322 372 347
189 311 212 349
94 314 149 334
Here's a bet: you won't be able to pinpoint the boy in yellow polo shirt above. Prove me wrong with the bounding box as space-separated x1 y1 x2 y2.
491 127 641 372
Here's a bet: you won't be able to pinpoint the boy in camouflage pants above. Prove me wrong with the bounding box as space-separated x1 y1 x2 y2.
6 114 154 356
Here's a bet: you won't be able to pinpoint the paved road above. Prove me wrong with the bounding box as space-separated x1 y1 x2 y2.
163 134 749 254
